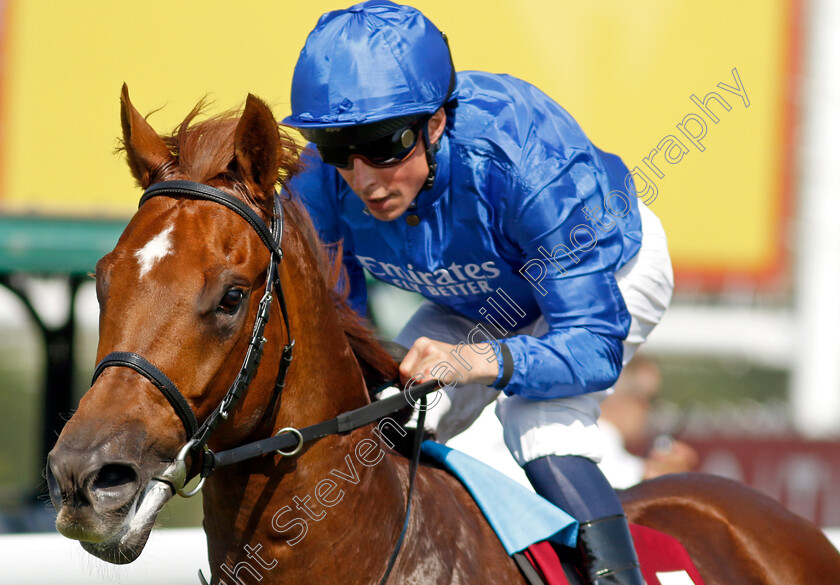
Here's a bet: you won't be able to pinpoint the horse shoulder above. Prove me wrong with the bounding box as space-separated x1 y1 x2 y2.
395 461 526 584
620 472 840 585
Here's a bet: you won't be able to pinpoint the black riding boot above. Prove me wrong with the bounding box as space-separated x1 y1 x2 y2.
523 455 645 585
576 514 645 585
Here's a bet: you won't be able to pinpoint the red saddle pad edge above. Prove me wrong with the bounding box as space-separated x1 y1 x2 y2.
523 540 574 585
522 524 707 585
630 524 707 585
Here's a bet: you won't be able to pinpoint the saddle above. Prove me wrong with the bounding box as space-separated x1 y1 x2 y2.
421 442 707 585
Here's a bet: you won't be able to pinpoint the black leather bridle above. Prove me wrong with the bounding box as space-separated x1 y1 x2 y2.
91 179 296 496
90 179 440 585
89 179 440 484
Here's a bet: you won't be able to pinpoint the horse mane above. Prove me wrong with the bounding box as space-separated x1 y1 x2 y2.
282 195 401 390
139 100 400 390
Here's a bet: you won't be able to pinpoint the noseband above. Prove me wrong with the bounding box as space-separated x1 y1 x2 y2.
91 180 295 496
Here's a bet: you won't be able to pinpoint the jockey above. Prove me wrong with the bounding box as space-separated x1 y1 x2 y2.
283 2 673 584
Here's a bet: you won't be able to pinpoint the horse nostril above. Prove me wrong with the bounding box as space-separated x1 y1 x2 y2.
91 464 139 493
46 461 64 510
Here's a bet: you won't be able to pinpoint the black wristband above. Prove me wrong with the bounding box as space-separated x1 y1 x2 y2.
496 343 514 389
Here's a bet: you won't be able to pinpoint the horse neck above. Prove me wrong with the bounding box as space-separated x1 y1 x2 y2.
279 225 374 421
203 435 408 584
202 225 409 581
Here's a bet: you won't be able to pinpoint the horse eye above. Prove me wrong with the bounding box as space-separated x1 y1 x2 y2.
218 289 244 314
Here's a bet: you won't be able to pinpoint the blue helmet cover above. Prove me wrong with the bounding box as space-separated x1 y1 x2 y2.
285 0 455 128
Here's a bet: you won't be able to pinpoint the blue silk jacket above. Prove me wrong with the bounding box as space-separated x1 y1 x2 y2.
289 71 643 399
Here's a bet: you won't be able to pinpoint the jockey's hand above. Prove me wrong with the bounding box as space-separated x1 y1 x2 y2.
643 438 699 480
399 336 500 388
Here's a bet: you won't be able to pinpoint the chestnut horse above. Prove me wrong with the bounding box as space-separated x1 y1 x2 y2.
46 87 840 585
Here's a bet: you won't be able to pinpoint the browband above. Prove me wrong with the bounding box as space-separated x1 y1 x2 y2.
141 180 282 259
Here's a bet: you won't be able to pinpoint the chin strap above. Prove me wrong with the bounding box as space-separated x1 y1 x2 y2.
421 122 441 191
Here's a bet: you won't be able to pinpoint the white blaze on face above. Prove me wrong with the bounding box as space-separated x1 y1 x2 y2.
135 225 175 278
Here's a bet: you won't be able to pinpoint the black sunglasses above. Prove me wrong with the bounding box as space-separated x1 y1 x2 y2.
314 119 425 169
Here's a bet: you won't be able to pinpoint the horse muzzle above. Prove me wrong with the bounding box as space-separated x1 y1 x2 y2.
46 445 175 563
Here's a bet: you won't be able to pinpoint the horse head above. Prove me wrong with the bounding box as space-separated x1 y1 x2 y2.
45 85 394 565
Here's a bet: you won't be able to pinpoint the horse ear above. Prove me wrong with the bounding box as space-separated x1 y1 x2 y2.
234 94 281 211
120 84 174 188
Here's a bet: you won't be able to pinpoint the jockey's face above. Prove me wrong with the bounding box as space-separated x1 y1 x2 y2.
336 109 446 222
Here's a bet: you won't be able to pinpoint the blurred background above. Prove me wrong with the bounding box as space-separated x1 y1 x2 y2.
1 0 838 581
